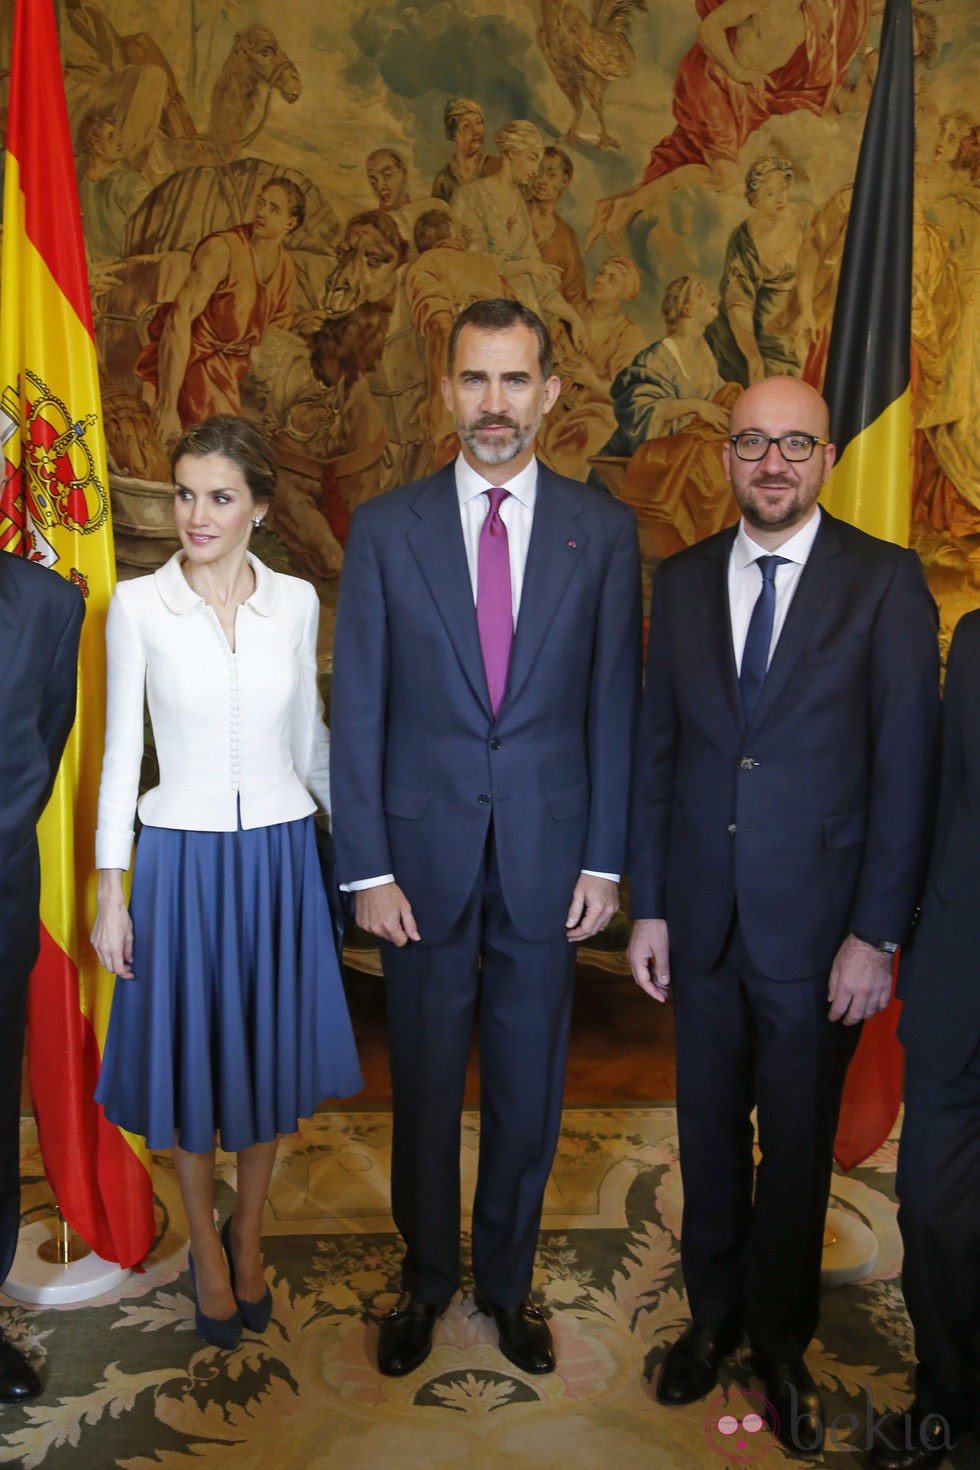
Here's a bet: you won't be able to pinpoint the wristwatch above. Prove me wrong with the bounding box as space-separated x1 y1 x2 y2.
854 934 899 955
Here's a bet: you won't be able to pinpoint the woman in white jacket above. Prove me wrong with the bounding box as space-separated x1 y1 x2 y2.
91 416 362 1349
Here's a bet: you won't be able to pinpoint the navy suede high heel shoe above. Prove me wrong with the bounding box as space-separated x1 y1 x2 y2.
220 1217 273 1332
187 1249 242 1350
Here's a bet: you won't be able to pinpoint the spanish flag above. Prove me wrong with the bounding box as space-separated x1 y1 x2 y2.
0 0 154 1265
820 0 915 1170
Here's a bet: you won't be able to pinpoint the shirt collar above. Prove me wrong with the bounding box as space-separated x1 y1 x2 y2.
454 451 538 513
153 549 279 616
732 505 822 571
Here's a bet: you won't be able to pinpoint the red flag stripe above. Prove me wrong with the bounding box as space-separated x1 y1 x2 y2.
5 0 94 332
28 930 153 1267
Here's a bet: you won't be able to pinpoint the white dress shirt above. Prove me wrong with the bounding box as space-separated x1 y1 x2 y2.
95 551 330 871
728 506 822 673
347 454 617 891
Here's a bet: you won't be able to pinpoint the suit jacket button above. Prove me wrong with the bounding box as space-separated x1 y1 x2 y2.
478 793 491 805
489 738 501 750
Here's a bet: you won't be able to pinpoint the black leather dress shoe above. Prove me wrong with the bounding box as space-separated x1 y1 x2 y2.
750 1350 824 1456
656 1320 742 1405
0 1329 41 1402
377 1293 445 1376
474 1292 555 1374
866 1404 954 1470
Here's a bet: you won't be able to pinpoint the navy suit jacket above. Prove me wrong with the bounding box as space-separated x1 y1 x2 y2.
0 554 82 1287
330 461 641 945
0 554 84 982
898 610 980 1080
629 510 939 980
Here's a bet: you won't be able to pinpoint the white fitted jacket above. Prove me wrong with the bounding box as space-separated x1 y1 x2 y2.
95 552 330 871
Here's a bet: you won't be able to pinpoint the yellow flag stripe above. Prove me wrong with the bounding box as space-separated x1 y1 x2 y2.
0 164 108 437
820 389 912 549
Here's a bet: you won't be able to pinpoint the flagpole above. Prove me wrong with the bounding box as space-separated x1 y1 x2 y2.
5 1217 129 1305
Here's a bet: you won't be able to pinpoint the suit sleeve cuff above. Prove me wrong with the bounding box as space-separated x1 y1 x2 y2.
340 873 395 892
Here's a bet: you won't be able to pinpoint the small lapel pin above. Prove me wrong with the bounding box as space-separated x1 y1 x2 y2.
567 539 577 550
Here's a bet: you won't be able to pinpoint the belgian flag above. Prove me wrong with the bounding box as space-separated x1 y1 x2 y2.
821 0 914 541
1 0 154 1265
820 0 915 1170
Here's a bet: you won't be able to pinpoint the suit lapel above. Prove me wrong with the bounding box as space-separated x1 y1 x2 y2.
746 511 842 731
406 468 491 716
697 530 743 735
0 557 21 684
503 467 586 713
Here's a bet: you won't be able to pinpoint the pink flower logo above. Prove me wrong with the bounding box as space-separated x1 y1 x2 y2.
703 1390 777 1461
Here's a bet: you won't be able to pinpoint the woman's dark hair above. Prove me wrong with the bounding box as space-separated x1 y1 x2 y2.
170 416 277 503
447 298 553 379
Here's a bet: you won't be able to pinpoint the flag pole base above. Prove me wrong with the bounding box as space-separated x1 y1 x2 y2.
821 1205 879 1286
4 1219 130 1304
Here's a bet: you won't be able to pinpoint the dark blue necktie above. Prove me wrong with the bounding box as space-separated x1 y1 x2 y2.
739 555 789 720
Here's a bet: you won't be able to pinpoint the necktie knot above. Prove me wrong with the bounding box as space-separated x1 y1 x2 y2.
757 554 787 585
486 486 509 529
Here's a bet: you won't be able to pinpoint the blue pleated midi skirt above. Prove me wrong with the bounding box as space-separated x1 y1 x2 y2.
95 815 363 1153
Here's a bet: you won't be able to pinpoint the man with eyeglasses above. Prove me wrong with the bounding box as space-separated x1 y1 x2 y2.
628 375 939 1454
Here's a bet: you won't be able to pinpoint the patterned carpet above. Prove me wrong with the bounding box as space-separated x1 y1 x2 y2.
0 1107 975 1470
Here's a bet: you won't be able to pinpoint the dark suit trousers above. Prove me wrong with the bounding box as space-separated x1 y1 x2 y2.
0 966 30 1285
381 832 577 1307
897 1047 980 1433
672 923 860 1358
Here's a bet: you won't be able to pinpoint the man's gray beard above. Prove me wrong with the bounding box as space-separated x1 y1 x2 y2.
458 412 541 467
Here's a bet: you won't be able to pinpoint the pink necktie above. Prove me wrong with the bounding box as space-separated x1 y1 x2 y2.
477 487 513 715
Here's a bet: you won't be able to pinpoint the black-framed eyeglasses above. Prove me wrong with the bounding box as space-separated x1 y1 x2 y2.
729 431 829 463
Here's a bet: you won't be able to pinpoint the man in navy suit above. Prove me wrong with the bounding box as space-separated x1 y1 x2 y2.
0 553 83 1401
331 298 640 1377
628 376 938 1454
866 611 980 1470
